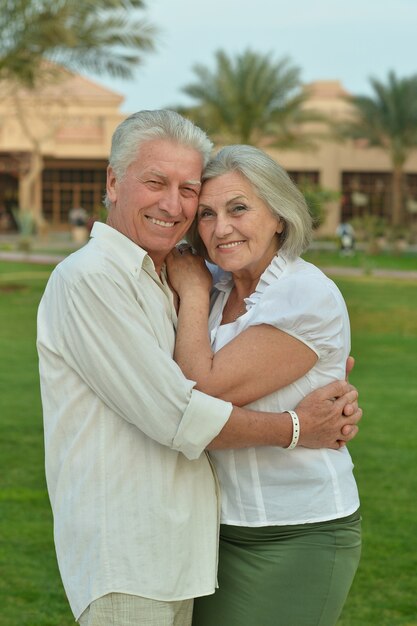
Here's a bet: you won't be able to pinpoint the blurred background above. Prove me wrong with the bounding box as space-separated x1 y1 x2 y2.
0 2 416 625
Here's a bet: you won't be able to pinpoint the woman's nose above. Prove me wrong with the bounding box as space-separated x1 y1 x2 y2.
214 214 233 237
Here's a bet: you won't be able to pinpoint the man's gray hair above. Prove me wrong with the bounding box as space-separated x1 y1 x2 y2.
187 144 313 260
104 110 213 210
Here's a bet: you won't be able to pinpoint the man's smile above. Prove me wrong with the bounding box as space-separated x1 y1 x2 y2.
146 216 177 228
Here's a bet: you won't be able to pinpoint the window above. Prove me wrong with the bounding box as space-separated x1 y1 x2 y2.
341 172 391 221
42 161 107 225
288 171 320 187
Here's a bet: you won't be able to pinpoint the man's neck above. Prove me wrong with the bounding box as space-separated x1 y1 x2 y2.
147 252 165 277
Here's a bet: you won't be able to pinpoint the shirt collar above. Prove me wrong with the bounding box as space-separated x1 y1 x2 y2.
213 252 291 304
90 221 157 277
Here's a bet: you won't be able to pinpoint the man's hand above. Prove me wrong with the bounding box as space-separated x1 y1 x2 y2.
295 380 362 450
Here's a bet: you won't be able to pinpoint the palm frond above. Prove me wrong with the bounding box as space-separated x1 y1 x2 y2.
179 48 310 145
0 0 157 86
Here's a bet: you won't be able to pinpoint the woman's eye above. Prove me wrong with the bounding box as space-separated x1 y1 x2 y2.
232 204 247 213
198 208 214 219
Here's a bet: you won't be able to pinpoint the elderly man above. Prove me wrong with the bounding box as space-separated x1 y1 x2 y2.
37 110 361 626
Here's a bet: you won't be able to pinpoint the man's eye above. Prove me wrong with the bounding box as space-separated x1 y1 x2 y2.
181 187 199 198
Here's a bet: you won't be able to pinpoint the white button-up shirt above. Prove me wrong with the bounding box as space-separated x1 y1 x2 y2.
37 222 232 620
208 254 360 526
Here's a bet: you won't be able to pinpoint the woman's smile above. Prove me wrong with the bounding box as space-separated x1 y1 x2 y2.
217 240 246 250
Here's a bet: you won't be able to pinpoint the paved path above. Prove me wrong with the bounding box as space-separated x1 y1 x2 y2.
1 251 417 280
319 265 417 280
0 251 66 265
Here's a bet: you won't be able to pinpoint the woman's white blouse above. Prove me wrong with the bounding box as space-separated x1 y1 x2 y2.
208 253 360 526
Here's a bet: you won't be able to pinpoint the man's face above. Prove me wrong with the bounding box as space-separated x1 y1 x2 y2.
106 139 203 271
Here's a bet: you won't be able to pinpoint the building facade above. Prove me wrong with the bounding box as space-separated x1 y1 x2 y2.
1 74 417 236
0 70 124 232
268 80 417 236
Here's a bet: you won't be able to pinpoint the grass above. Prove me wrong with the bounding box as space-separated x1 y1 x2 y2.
0 259 416 625
335 276 417 625
304 247 417 272
0 262 72 626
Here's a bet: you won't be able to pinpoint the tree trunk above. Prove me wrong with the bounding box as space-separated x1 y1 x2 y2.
391 165 404 226
12 90 44 222
19 149 43 212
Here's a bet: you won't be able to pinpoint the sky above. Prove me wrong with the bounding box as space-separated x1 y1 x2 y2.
86 0 417 114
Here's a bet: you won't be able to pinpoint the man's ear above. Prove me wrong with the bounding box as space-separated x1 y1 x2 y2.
106 166 118 203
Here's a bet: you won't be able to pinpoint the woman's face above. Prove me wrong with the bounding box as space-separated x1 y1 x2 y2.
197 171 284 276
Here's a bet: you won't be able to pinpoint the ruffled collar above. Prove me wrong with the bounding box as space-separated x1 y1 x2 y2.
213 252 291 310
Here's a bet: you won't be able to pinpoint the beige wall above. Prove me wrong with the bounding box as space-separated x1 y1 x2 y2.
0 73 124 157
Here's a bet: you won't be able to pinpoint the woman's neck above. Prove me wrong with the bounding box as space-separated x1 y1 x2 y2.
232 275 260 301
231 249 279 300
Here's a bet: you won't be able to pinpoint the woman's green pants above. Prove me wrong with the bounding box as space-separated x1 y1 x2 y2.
192 510 361 626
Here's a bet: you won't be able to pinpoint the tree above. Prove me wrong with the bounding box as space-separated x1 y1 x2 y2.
298 180 340 230
0 0 157 217
177 49 320 147
0 0 156 86
341 71 417 226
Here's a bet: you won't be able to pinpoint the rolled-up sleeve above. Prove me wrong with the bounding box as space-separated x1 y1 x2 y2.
172 389 232 459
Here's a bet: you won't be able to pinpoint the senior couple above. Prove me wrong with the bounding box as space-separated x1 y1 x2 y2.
37 110 362 626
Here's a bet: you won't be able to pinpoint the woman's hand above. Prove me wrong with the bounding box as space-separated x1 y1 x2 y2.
166 246 213 297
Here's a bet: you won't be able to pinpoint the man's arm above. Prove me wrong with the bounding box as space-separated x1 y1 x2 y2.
43 270 231 459
208 380 361 451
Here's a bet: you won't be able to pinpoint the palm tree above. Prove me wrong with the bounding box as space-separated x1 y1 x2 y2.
342 71 417 226
0 0 157 217
177 49 318 147
0 0 156 86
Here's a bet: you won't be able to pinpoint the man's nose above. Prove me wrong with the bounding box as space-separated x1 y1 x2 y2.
158 188 181 216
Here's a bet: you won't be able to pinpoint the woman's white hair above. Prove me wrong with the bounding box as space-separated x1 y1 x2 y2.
104 109 213 210
187 144 312 260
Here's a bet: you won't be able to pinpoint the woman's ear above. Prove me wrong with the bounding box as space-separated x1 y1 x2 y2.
276 218 285 234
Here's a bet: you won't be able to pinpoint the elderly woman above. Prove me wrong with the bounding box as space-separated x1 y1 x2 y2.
166 145 361 626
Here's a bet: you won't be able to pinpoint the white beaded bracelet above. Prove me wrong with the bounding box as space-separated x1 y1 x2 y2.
285 410 300 450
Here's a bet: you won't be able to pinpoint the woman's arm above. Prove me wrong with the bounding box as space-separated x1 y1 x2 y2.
166 249 317 406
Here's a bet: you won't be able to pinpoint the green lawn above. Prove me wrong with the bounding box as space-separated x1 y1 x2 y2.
335 277 417 625
0 262 71 626
304 247 417 272
0 260 416 625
